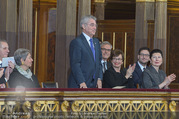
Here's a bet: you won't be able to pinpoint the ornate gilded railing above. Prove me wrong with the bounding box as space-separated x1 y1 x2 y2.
0 88 177 119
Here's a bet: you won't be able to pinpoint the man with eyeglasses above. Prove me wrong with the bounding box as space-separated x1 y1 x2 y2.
101 41 112 73
68 15 103 88
0 40 14 88
132 47 150 88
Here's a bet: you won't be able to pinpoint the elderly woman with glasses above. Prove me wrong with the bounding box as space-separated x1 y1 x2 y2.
8 48 40 88
142 49 176 89
102 49 136 88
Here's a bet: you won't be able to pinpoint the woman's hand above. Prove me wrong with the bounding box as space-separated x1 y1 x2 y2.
125 63 136 79
164 73 176 88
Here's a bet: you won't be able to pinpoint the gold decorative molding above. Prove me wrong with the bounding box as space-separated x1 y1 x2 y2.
34 8 37 75
33 101 59 112
22 101 31 112
94 0 105 3
0 101 31 113
124 32 127 68
136 0 155 2
72 101 80 112
71 100 168 112
102 32 104 42
136 0 167 1
112 32 115 50
61 101 69 112
169 101 176 112
156 0 167 1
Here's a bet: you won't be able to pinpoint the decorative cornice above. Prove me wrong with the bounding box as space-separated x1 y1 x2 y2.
136 0 155 2
94 0 105 3
156 0 167 1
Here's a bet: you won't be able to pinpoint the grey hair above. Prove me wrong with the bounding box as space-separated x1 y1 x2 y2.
0 39 7 48
80 15 97 29
101 41 112 49
14 48 30 66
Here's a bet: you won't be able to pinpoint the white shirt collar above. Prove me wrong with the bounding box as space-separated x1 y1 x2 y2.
82 32 91 46
101 59 107 64
137 61 146 72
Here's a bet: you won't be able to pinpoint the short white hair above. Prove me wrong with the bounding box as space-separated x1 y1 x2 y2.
80 15 97 29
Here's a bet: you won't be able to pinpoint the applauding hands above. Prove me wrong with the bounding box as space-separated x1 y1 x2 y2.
125 63 136 79
164 73 176 89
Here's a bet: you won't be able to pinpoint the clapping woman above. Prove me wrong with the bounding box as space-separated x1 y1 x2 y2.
142 49 176 89
103 49 135 88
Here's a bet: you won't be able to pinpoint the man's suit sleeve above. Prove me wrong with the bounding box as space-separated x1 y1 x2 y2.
69 40 85 85
132 71 139 88
0 75 6 84
98 42 103 80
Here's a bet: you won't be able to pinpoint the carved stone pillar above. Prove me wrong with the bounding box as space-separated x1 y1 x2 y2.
154 0 167 71
135 0 154 61
55 0 77 88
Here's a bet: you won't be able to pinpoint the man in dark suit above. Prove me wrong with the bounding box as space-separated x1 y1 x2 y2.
68 15 103 88
0 40 14 88
132 47 150 88
101 41 112 73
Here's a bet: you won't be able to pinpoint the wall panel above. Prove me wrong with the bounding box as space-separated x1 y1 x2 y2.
97 20 136 67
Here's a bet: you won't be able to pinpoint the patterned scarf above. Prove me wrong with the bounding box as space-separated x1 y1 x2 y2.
15 65 33 80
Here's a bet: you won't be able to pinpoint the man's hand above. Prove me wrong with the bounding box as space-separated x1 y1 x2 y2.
80 82 87 88
5 61 15 81
0 68 4 78
97 79 102 88
8 61 15 69
0 83 5 88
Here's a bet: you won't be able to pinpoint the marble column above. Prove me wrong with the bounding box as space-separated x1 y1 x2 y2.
55 0 77 88
154 0 167 71
135 0 155 61
77 0 91 35
0 0 17 56
17 0 33 52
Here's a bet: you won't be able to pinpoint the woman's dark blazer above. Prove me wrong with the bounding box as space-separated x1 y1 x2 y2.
103 67 134 88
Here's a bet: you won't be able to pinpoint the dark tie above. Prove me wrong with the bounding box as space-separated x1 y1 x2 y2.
89 39 95 60
143 67 145 72
103 62 107 73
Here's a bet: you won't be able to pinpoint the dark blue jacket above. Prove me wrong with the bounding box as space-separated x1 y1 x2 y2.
68 34 103 88
132 62 144 88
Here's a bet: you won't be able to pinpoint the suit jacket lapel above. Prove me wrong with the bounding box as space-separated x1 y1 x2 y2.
136 62 142 76
80 34 95 61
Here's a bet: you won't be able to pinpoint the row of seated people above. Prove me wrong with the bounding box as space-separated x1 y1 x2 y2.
0 39 175 89
102 47 176 89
